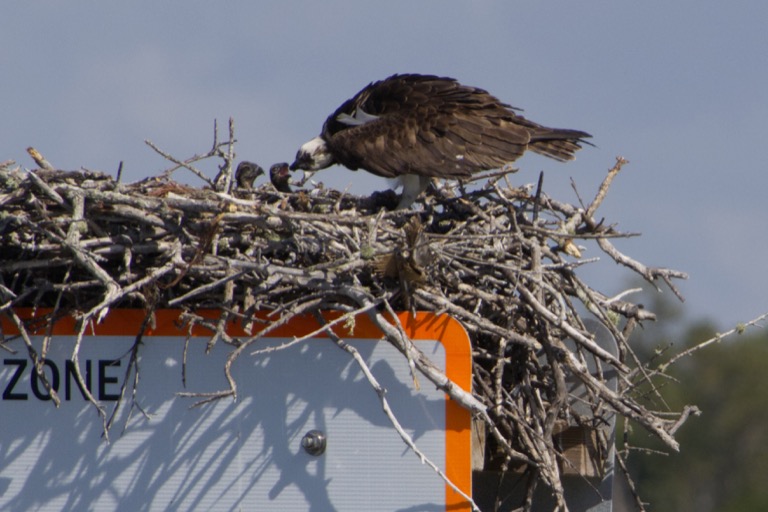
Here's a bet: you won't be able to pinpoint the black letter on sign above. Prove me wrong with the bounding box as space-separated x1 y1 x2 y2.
3 359 28 400
65 359 92 400
98 359 121 401
31 359 60 401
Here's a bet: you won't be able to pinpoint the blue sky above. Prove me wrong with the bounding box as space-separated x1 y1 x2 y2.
3 1 767 330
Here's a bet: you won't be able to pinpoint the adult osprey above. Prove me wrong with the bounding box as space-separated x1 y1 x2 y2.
290 74 591 208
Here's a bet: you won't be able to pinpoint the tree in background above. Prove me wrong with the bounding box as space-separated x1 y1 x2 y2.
619 286 768 511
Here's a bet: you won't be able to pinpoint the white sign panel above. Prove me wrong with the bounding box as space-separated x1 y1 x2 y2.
0 310 472 511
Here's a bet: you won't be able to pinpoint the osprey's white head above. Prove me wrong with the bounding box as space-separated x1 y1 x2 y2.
290 136 335 171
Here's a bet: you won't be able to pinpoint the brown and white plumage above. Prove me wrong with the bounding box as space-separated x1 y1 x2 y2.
291 73 591 208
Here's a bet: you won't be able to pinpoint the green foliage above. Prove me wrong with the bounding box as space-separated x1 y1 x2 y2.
627 317 768 511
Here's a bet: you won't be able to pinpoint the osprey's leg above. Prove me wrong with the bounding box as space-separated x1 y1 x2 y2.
396 175 432 209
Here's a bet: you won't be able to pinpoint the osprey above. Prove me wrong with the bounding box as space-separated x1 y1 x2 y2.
291 74 591 208
269 162 292 193
234 161 264 189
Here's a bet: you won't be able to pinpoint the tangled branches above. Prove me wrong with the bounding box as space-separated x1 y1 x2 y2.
1 132 691 511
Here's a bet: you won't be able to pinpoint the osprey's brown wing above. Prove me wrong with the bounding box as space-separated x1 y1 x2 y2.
322 74 589 179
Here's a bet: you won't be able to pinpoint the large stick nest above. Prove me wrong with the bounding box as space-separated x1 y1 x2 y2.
1 132 690 511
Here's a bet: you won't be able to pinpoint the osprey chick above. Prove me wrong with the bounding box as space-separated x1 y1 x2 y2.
235 161 264 190
291 73 591 208
269 162 292 193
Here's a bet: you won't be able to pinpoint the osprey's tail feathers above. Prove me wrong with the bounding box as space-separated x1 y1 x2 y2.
528 128 592 162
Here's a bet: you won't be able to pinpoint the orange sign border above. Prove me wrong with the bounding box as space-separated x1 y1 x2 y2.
3 309 472 511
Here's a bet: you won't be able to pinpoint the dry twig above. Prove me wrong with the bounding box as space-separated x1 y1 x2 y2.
0 135 700 510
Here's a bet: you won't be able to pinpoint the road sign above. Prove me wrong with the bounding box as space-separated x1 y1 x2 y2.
0 310 472 511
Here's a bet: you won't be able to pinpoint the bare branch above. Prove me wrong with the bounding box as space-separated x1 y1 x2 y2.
1 141 718 508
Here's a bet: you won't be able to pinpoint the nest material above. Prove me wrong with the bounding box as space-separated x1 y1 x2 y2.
0 145 690 511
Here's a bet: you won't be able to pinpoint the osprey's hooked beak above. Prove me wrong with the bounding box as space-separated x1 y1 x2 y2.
290 136 334 171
